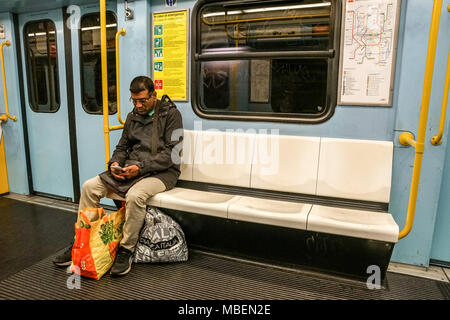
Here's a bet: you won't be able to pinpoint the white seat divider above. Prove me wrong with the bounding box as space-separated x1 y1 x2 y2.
178 129 195 181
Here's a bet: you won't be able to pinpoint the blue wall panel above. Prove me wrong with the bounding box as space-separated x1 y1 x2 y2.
0 13 29 195
430 2 450 263
18 9 74 199
432 133 450 262
71 2 120 207
389 0 450 266
72 0 152 207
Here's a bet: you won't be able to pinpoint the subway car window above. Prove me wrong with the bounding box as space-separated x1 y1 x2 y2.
194 0 339 123
24 20 60 112
79 12 117 114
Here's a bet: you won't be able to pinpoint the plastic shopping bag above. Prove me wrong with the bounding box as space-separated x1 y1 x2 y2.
133 206 188 263
70 207 125 280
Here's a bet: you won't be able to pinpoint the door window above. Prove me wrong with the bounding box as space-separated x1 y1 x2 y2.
24 20 60 112
79 12 117 114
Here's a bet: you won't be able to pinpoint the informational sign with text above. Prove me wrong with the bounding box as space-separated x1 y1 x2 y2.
152 9 189 101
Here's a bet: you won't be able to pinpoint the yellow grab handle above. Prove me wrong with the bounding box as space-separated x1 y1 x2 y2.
398 0 443 240
0 41 17 122
431 46 450 146
115 29 126 126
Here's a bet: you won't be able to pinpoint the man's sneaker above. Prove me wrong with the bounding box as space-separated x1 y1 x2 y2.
110 247 133 276
53 243 73 267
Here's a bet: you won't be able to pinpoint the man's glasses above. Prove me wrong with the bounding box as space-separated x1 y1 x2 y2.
129 96 152 105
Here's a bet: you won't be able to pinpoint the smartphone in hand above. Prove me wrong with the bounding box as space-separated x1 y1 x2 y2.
111 165 125 172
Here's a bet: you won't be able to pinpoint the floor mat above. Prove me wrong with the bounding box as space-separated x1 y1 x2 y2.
0 249 448 300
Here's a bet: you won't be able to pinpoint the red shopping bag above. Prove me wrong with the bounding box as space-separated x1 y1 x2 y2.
70 207 125 280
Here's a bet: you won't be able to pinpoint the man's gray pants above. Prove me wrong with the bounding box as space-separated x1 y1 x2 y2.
78 175 166 252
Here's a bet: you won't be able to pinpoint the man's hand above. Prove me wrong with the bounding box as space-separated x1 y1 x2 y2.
122 165 140 179
110 162 125 180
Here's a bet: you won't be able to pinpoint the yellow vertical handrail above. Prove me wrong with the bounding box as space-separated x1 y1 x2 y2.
101 2 126 169
115 28 126 126
398 0 443 239
0 40 17 122
431 46 450 145
0 129 9 194
100 0 110 170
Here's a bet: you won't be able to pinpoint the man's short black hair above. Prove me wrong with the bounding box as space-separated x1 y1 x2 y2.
130 76 155 94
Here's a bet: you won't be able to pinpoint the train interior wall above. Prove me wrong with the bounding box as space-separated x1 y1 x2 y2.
0 0 449 267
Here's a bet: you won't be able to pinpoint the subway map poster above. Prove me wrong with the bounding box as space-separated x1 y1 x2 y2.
338 0 402 106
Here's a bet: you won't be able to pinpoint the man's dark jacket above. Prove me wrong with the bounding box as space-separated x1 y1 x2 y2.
99 98 183 197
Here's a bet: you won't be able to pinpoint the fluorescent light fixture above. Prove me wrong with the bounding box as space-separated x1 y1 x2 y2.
227 10 243 15
81 23 117 31
202 12 225 18
28 31 56 36
203 10 242 18
243 2 331 14
202 2 330 19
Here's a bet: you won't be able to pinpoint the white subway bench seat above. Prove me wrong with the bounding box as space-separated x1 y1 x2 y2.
109 129 398 281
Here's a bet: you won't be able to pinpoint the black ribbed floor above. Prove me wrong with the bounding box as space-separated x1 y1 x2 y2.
0 247 449 300
0 197 75 282
0 197 449 300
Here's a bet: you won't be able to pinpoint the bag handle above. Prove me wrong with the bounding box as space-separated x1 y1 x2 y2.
78 207 106 227
79 212 92 227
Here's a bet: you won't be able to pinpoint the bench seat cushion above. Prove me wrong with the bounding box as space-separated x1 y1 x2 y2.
227 196 311 229
307 205 399 243
156 187 240 218
111 189 397 243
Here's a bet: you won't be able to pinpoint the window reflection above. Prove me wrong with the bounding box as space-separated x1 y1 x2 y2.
196 0 335 120
200 1 331 52
80 12 117 114
200 59 327 115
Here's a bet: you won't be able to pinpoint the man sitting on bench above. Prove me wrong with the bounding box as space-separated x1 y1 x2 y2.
53 76 183 276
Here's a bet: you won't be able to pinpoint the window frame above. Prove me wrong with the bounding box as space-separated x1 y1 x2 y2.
78 10 118 115
191 0 342 124
23 19 61 113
